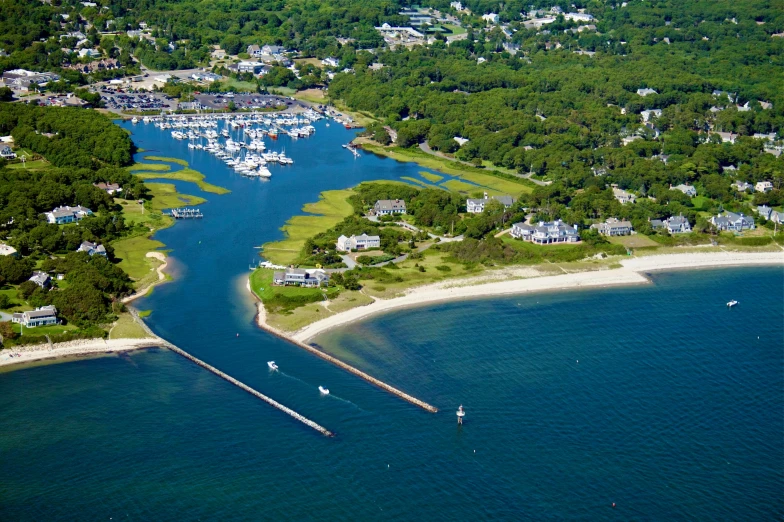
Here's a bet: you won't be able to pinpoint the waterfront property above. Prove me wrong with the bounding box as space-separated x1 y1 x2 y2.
510 220 580 244
756 205 773 219
336 233 381 252
466 193 515 213
11 305 58 327
272 268 330 288
29 271 51 288
77 240 107 256
591 217 634 236
650 214 692 234
710 212 755 232
374 199 407 215
45 205 93 225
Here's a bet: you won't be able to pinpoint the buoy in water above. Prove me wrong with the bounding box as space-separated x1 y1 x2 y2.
236 333 239 337
612 503 616 508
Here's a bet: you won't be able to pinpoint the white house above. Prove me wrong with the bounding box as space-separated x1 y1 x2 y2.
591 218 633 236
466 193 514 213
710 212 755 232
612 187 636 204
664 214 692 234
336 233 381 252
564 12 594 22
77 241 107 256
374 199 407 215
321 57 340 67
672 184 697 197
94 182 122 195
272 268 329 288
45 205 93 225
11 305 58 328
0 242 17 257
732 181 753 192
510 220 580 244
482 13 500 24
755 181 774 193
29 271 51 288
637 88 658 97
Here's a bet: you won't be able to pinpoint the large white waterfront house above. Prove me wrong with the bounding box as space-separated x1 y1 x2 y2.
510 220 580 244
374 199 407 215
466 193 514 213
336 233 381 252
710 211 755 232
272 268 329 288
45 205 93 225
12 305 58 327
591 218 633 236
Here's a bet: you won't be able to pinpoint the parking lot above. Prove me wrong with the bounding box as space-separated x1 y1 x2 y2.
194 93 305 111
100 91 177 112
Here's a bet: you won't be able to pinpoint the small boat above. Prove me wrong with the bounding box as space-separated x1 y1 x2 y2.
267 361 278 371
456 404 466 424
319 386 330 395
727 300 739 308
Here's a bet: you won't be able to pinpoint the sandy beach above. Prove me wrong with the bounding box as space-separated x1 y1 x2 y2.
285 251 784 343
0 338 165 369
122 252 169 304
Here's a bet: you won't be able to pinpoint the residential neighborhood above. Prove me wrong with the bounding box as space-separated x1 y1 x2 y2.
336 233 382 252
591 218 634 236
510 220 581 244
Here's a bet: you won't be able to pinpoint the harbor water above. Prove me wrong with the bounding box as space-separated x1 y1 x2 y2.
0 119 781 520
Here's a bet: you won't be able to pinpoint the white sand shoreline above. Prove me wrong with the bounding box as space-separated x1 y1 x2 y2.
0 338 165 370
281 251 784 343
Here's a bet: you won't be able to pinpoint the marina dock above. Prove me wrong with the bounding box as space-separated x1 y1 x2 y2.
170 208 203 219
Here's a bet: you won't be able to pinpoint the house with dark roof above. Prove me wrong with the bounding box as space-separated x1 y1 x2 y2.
510 220 580 244
94 182 122 195
671 184 697 197
664 214 692 234
11 305 58 327
710 212 755 232
77 241 107 256
466 192 514 213
591 218 633 236
272 268 329 288
732 181 753 192
374 199 407 215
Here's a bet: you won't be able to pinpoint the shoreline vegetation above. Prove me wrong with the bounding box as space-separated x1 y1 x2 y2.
254 251 784 344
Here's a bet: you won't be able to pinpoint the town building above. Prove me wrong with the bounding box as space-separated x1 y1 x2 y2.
11 306 58 328
272 268 329 288
374 199 407 215
77 241 107 256
1 69 60 92
612 187 636 204
755 181 774 193
94 182 122 195
466 193 514 213
45 205 93 225
672 184 697 197
336 234 381 252
510 220 580 244
591 218 633 236
710 212 755 232
29 271 51 288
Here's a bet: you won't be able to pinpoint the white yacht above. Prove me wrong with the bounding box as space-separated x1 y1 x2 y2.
319 386 330 395
727 300 739 308
267 361 278 371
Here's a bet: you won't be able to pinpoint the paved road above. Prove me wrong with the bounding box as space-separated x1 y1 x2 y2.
418 142 551 186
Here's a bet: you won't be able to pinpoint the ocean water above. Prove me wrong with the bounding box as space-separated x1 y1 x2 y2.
0 122 782 520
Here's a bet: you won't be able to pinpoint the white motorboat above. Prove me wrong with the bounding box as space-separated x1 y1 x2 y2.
727 300 739 308
319 386 329 395
131 117 139 124
267 361 278 371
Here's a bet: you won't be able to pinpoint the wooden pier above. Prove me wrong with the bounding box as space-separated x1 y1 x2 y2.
128 310 334 437
170 208 203 219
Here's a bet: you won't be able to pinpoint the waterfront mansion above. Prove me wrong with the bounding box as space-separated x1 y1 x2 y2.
511 220 580 244
272 268 330 288
710 211 755 232
12 305 58 328
336 233 381 252
374 199 407 215
45 205 93 225
591 217 634 236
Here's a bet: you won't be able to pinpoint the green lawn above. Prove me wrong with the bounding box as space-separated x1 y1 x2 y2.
129 162 172 172
443 23 467 35
261 188 356 265
111 235 166 282
110 313 152 339
12 323 78 336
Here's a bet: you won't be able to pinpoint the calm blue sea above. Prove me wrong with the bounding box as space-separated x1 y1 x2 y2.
0 121 781 520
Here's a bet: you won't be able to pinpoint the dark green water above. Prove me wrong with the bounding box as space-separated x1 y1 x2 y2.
0 122 781 520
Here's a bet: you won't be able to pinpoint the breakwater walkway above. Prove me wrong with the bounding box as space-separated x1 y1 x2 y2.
129 310 334 437
252 304 438 413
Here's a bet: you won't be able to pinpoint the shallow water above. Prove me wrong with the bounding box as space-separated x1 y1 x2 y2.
0 121 781 520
